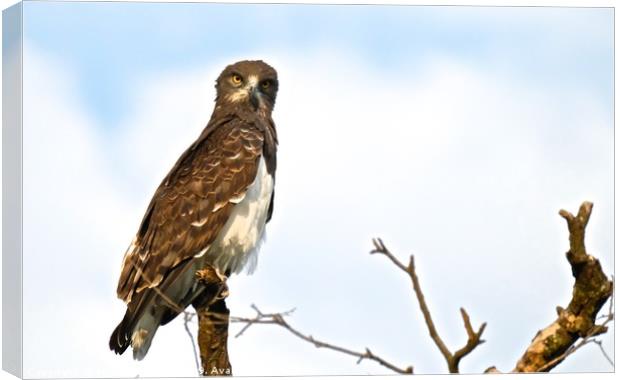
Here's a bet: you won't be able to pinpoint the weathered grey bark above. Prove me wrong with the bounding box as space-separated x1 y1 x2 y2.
513 202 613 372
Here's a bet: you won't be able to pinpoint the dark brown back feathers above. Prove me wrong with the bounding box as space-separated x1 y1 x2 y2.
110 61 279 355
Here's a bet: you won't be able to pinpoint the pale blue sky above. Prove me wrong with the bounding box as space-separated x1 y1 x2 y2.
16 2 614 378
23 3 613 126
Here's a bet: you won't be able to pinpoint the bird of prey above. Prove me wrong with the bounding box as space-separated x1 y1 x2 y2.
109 60 278 360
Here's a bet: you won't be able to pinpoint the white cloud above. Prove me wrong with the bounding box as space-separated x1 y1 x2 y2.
20 45 613 377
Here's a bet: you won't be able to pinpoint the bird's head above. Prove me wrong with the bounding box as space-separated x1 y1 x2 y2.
215 60 278 114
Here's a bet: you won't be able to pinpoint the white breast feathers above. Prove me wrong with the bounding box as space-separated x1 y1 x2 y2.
206 156 274 274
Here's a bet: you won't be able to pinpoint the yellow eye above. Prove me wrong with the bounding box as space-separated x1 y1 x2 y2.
261 80 271 90
231 74 243 85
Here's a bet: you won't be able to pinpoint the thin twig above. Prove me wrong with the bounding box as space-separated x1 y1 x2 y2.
593 339 614 367
231 304 297 338
370 238 486 373
183 312 201 375
453 308 487 370
225 304 413 374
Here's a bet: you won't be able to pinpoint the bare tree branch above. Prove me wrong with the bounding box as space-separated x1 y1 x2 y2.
179 201 612 375
193 266 232 376
183 311 201 376
231 304 296 338
227 304 414 374
370 238 486 373
593 338 614 367
513 201 614 372
484 366 501 373
535 296 614 372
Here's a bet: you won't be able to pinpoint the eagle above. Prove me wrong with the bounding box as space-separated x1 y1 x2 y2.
109 60 278 360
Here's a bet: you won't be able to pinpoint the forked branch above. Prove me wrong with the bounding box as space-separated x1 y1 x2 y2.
371 238 486 373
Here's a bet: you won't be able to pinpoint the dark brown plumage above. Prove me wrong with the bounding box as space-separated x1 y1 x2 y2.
110 60 278 360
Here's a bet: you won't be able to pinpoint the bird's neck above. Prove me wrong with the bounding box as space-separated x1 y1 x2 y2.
212 102 273 125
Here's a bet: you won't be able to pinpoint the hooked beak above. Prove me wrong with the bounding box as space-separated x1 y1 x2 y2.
249 86 260 110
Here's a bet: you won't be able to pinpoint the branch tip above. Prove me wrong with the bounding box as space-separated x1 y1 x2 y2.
559 209 573 221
